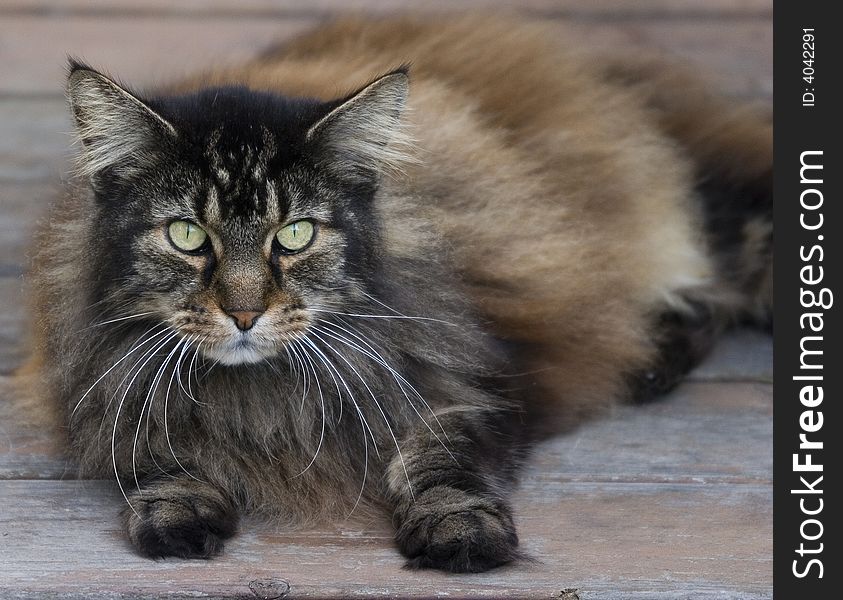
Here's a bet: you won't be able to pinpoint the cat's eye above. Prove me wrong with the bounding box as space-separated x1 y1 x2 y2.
276 220 316 253
168 220 208 252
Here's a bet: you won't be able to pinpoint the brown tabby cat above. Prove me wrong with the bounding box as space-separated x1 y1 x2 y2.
21 16 771 572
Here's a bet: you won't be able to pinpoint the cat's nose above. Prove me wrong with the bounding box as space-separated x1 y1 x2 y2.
224 309 264 331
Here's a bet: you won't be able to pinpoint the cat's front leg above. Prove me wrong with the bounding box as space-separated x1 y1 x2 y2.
123 477 238 559
388 408 522 573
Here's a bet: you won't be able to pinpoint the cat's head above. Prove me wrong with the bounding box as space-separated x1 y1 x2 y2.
67 61 412 365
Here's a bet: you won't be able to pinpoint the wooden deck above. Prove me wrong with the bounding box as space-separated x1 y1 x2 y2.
0 2 772 598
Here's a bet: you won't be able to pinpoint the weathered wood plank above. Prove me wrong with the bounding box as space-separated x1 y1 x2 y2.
690 330 772 383
0 385 68 481
0 16 772 97
0 16 315 96
0 183 54 275
0 0 774 19
529 381 772 484
0 100 70 182
631 19 772 98
0 479 772 598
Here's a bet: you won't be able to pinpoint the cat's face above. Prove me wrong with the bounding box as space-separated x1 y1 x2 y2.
122 124 349 367
67 63 410 365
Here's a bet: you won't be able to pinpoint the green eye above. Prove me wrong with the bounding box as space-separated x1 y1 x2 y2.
276 220 315 253
168 220 208 252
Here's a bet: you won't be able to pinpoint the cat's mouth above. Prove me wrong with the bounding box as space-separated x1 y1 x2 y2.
200 332 278 366
172 306 311 366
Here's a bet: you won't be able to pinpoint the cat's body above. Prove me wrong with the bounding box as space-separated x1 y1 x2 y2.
22 16 771 572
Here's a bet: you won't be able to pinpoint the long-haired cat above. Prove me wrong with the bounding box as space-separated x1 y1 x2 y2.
21 15 771 572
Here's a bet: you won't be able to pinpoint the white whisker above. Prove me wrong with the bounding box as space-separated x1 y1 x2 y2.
85 311 155 330
133 335 187 490
300 335 371 516
97 326 176 439
309 329 414 501
308 307 457 327
291 341 326 478
287 341 310 415
359 291 410 317
186 335 208 404
111 330 179 518
312 322 455 463
71 323 169 420
300 336 379 456
282 345 296 382
163 336 204 482
175 334 207 407
319 319 452 443
199 350 224 381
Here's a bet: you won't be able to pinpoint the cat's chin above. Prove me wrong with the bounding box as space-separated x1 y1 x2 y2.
201 339 274 366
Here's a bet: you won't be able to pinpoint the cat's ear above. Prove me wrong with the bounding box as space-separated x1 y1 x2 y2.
66 60 177 181
306 67 415 182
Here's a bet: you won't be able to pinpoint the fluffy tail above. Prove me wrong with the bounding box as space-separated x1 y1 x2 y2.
597 53 773 401
599 52 773 327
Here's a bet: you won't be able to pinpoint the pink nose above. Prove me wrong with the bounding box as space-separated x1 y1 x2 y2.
225 309 264 331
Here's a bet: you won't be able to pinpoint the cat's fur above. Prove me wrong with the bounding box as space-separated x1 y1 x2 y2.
20 16 772 572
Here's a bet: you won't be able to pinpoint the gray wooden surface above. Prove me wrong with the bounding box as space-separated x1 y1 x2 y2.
0 1 772 598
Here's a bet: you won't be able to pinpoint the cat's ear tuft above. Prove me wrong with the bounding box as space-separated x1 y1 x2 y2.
66 61 176 181
306 67 416 182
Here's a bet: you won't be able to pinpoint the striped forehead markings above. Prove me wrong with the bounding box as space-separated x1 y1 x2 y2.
203 184 222 223
204 126 278 183
252 126 277 181
200 126 283 220
205 128 230 187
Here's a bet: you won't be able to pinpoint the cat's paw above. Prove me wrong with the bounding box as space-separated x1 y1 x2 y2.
123 480 238 559
394 487 520 573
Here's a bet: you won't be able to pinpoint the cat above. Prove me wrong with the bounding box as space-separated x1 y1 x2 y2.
21 15 772 573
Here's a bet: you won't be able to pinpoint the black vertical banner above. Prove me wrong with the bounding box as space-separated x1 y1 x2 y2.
774 1 841 597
